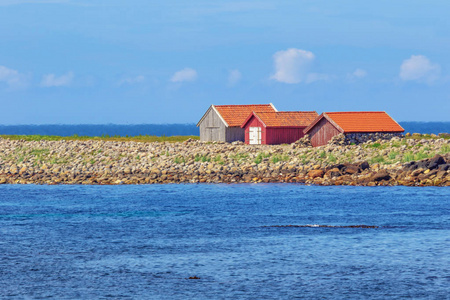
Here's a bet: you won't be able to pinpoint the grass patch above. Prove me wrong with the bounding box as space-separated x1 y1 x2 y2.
194 154 211 163
370 155 385 164
319 151 326 159
230 153 249 163
440 144 450 154
174 156 186 164
388 151 399 160
0 134 199 143
271 154 289 164
328 153 337 163
400 151 434 163
254 152 270 164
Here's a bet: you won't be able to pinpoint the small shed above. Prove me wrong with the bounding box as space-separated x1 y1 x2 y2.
197 104 277 142
303 111 405 147
241 111 318 145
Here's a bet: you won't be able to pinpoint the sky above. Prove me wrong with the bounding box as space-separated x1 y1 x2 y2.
0 0 449 124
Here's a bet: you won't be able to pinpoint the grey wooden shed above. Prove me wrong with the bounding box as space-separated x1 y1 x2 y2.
196 104 277 142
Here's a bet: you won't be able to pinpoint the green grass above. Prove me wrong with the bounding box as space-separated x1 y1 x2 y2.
271 154 289 164
388 151 399 160
401 151 435 163
319 151 326 158
328 153 337 163
440 144 450 154
230 153 249 163
194 154 211 163
370 155 385 164
174 156 186 164
254 152 270 164
0 134 199 143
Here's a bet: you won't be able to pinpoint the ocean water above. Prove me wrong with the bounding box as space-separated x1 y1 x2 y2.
0 122 449 137
0 184 449 299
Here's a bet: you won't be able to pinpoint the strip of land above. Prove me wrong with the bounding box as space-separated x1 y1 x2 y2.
0 135 449 186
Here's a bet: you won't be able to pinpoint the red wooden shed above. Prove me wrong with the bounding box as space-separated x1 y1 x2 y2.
303 111 405 147
241 111 318 145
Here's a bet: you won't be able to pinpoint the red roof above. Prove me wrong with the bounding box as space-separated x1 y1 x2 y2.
214 104 276 127
243 111 318 128
305 111 404 133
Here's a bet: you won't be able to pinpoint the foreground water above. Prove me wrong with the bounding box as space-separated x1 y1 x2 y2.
0 185 449 299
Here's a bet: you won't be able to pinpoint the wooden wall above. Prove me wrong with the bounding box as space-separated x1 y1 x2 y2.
226 127 245 143
308 118 341 147
198 108 227 142
199 108 246 142
243 115 266 144
266 127 305 144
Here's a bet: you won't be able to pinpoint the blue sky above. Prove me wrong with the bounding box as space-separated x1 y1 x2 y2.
0 0 449 124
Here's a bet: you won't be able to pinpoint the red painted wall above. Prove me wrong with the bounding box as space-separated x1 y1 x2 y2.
308 118 341 147
266 127 306 144
243 115 266 144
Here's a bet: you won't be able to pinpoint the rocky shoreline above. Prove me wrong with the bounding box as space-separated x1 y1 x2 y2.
0 136 449 186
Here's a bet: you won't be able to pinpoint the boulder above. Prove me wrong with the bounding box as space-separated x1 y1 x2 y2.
372 169 391 182
428 154 446 170
343 165 359 175
308 169 324 179
358 161 370 171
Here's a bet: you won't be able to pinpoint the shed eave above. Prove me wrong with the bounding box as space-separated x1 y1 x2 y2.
196 105 229 127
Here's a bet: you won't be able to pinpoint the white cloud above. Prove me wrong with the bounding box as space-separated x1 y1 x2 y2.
118 75 145 86
352 68 367 78
170 68 197 83
270 48 316 84
228 69 242 86
399 55 440 83
41 72 74 87
0 65 28 88
346 68 368 82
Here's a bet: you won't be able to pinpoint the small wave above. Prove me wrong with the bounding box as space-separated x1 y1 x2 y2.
263 224 379 228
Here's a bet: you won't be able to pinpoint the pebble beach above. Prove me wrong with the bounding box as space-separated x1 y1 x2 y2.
0 136 449 186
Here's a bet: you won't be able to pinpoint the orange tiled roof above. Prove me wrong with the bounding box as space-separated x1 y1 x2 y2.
253 111 318 127
215 104 276 127
325 111 404 133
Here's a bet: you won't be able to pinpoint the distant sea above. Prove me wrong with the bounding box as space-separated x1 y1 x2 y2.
0 122 448 137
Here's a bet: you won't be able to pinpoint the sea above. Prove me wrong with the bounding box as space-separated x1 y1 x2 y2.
0 122 449 137
0 184 449 299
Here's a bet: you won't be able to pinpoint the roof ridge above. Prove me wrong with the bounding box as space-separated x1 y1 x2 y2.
255 111 317 113
326 111 386 114
214 104 271 107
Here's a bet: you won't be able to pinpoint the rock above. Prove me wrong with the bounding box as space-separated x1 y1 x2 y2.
372 169 391 182
358 161 370 171
325 168 341 178
428 154 446 170
343 165 359 175
308 170 324 179
438 164 450 171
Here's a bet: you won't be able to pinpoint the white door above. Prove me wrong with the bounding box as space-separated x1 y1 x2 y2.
249 127 261 144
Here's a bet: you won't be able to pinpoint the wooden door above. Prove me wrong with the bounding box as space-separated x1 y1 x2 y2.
249 127 261 144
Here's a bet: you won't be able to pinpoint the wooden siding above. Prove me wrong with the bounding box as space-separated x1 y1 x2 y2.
226 126 245 142
309 117 341 147
198 108 227 142
244 115 266 144
266 127 306 144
